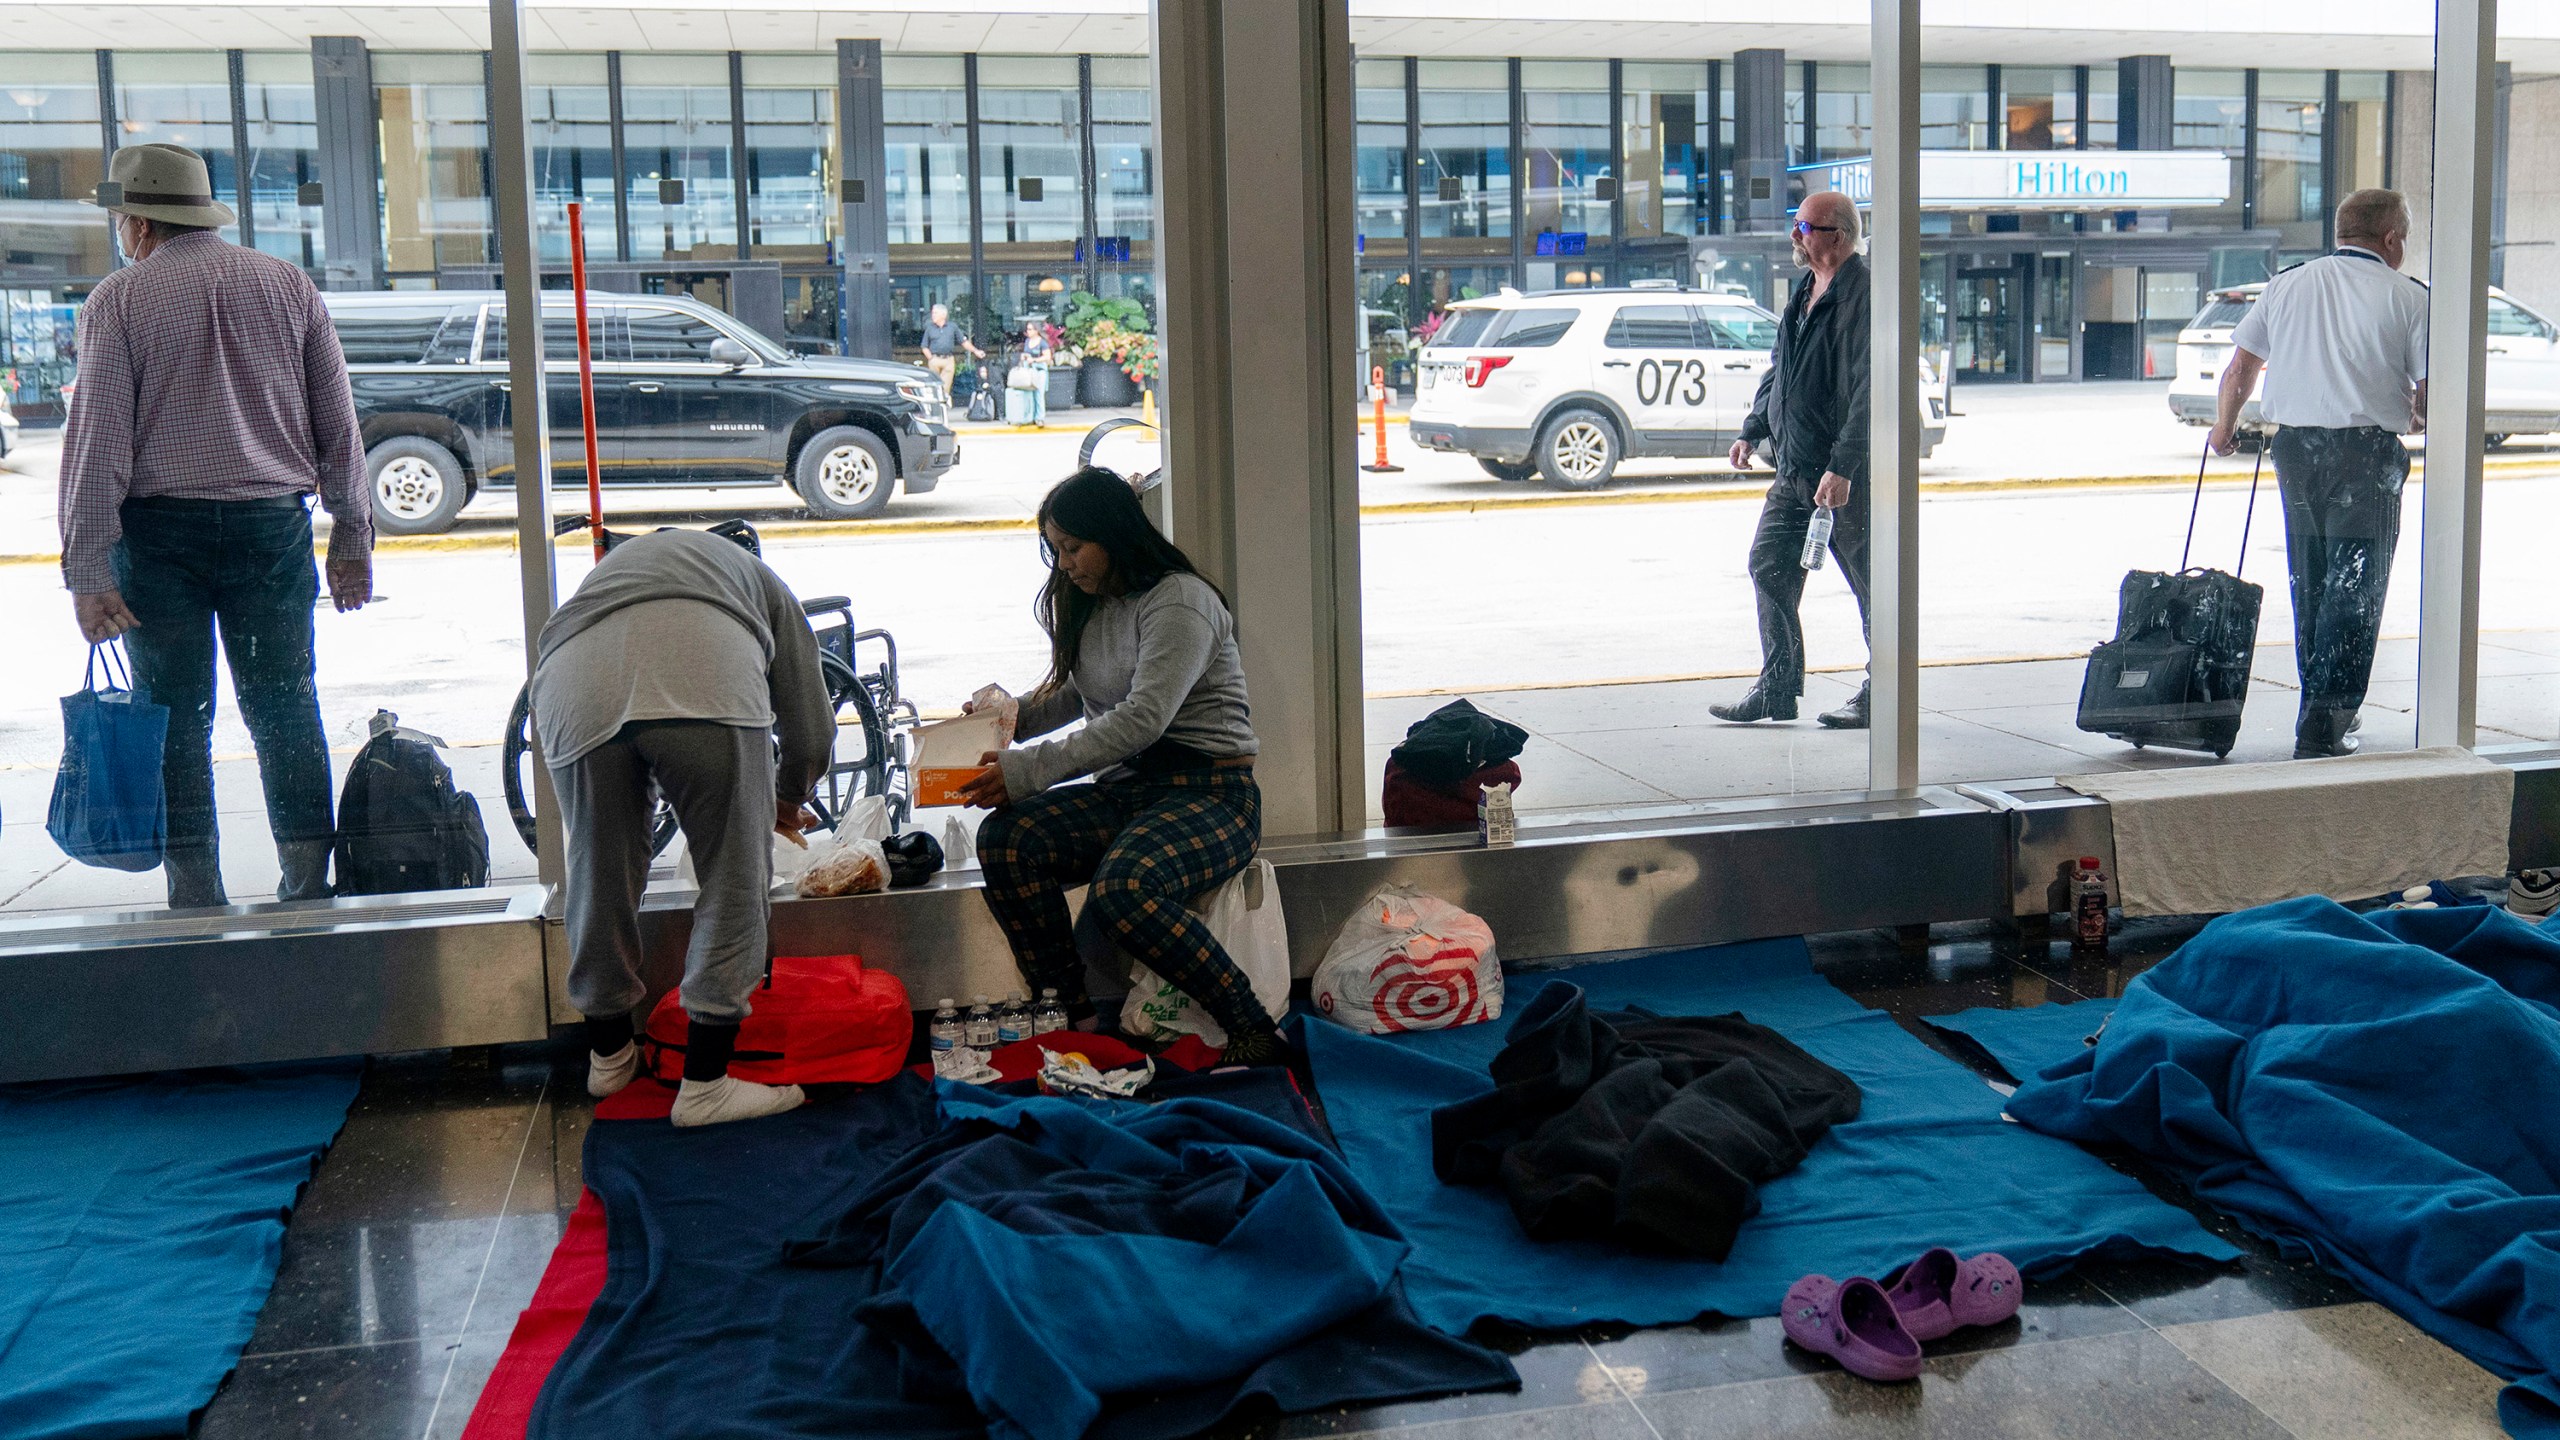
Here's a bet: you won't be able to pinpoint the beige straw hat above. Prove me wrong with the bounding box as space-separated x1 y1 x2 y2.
91 143 236 228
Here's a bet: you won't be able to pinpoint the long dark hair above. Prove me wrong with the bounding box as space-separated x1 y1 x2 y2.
1032 466 1227 698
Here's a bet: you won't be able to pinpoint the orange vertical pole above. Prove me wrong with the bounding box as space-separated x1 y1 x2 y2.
567 202 605 559
1361 363 1402 473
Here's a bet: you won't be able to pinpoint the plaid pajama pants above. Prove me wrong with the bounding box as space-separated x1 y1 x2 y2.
977 768 1266 1036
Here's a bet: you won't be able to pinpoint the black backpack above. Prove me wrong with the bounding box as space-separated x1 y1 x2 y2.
333 711 490 896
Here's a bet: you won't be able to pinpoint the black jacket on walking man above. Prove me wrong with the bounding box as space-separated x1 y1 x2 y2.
2209 187 2428 759
1713 190 1874 731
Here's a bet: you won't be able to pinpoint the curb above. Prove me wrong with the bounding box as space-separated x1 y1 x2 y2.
1 459 2548 566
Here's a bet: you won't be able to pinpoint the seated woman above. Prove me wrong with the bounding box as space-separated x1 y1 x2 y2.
958 467 1279 1063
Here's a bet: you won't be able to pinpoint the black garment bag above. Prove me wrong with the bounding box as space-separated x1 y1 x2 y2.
2074 442 2265 758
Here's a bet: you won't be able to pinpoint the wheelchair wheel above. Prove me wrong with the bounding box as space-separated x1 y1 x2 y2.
809 652 899 831
502 684 681 859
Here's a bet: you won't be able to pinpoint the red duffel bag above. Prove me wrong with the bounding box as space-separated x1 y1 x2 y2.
640 954 912 1086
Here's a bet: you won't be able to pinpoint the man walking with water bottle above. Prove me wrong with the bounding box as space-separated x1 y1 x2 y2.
1714 190 1874 730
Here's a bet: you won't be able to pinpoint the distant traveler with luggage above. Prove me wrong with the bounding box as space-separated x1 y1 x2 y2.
959 468 1283 1065
2209 188 2428 759
1008 317 1053 427
1714 189 1874 731
532 527 837 1127
919 302 984 398
57 142 373 908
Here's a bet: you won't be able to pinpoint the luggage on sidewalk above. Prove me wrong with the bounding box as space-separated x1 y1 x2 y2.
333 710 491 895
2075 445 2266 758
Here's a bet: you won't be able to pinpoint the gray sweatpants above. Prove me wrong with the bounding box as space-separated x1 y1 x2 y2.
553 720 775 1025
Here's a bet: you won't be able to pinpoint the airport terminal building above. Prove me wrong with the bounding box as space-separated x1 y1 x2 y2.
0 5 2552 415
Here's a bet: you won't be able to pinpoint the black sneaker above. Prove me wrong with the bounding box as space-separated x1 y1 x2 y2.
1817 682 1871 730
2511 869 2559 920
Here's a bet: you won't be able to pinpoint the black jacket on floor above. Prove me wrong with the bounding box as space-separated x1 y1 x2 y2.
1430 983 1862 1260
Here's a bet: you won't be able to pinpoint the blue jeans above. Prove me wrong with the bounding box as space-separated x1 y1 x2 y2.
111 496 335 906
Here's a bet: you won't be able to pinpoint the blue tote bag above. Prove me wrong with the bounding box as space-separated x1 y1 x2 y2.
48 642 169 872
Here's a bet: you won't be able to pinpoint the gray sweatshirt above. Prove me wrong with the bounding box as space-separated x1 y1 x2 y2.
999 571 1258 797
531 529 837 802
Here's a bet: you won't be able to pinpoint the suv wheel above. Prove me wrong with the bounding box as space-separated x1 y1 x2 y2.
796 426 896 520
1476 457 1537 483
1535 409 1620 490
366 436 472 535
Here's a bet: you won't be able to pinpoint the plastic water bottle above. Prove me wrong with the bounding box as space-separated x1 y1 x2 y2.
1033 987 1069 1035
965 995 997 1063
996 994 1029 1046
2071 858 2110 955
929 999 964 1078
1800 506 1835 572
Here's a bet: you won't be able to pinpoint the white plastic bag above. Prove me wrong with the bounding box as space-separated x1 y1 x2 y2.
770 828 820 895
942 813 978 870
797 816 888 897
840 795 892 843
1117 859 1291 1046
1311 883 1502 1035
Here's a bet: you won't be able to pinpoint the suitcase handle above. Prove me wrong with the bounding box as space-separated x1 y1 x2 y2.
2180 439 2265 579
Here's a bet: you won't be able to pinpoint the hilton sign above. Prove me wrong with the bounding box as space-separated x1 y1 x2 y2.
1800 151 2234 211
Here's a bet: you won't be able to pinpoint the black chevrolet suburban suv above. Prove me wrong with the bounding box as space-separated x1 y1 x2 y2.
324 291 960 534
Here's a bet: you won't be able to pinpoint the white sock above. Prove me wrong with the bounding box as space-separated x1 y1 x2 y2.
670 1074 806 1128
587 1042 640 1099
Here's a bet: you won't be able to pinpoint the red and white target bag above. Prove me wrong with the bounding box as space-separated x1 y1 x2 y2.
1312 883 1503 1035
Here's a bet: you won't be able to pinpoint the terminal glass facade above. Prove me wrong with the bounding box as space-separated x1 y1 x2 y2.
239 52 322 268
1 56 114 284
526 53 613 264
619 53 735 262
1418 60 1512 253
375 52 492 275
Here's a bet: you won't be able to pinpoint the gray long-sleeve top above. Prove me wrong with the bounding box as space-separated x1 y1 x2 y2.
998 572 1258 798
530 529 837 803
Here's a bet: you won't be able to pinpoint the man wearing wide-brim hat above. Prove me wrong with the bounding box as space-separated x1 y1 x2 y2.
57 142 375 908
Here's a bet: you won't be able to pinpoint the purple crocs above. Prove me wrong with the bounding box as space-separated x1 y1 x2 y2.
1781 1274 1925 1382
1879 1248 2023 1342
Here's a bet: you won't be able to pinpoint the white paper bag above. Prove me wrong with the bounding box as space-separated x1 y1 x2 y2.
1118 859 1291 1046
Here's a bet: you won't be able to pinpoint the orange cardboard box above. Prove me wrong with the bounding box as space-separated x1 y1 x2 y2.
912 709 1006 808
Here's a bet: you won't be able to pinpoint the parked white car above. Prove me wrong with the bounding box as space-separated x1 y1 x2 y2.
1409 284 1947 490
2167 282 2560 447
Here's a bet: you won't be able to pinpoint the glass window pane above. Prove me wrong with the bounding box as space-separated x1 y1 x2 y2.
883 55 969 271
1621 62 1709 243
621 53 734 261
976 56 1080 265
1488 307 1576 347
327 299 465 364
2174 69 2250 233
1816 63 1871 162
2486 12 2555 744
1921 65 1992 152
624 304 727 361
240 52 322 267
527 53 613 263
2256 71 2327 260
1091 57 1154 275
1522 60 1609 244
742 53 836 265
1357 59 1408 246
1603 304 1695 349
0 55 113 282
2002 66 2071 152
114 53 237 244
374 52 492 273
1418 60 1511 254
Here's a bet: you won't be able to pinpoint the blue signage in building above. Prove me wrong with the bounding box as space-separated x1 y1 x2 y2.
1534 231 1589 257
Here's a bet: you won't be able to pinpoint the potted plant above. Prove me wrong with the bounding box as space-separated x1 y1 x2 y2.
1039 319 1080 411
1060 290 1151 407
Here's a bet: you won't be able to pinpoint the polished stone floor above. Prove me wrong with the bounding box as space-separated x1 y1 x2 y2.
188 915 2512 1439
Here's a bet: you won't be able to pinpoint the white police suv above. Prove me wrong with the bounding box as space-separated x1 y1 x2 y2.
1409 283 1945 490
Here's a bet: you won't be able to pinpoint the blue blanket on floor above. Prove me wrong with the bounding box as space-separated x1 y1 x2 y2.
1302 939 2239 1336
534 1070 1514 1440
2008 899 2560 1439
0 1062 361 1440
1925 999 2118 1084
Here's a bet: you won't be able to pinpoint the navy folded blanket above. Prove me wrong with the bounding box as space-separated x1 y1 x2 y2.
0 1061 361 1440
1925 999 2119 1085
2008 899 2560 1439
1302 938 2239 1336
531 1069 1514 1440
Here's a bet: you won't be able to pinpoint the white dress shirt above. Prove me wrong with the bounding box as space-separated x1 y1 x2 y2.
2231 246 2429 432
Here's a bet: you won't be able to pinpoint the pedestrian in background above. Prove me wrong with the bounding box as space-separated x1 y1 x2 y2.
2209 187 2428 759
58 142 373 908
1714 189 1875 731
1008 317 1053 427
919 301 984 400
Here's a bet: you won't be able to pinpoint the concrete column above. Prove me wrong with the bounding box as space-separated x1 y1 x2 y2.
2117 55 2173 152
2491 61 2512 290
839 39 892 359
2417 0 2497 749
1151 0 1365 834
1869 0 1920 791
311 37 381 290
1731 48 1788 233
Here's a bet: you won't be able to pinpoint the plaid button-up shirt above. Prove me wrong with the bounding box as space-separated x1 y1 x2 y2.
57 231 372 594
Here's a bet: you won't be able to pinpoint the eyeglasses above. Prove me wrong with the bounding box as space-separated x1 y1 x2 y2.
1792 221 1843 237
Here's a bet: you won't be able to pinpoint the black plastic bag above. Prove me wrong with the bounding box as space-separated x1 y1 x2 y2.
883 830 945 888
1389 699 1529 787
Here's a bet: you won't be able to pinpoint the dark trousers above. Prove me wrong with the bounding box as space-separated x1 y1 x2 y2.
2268 425 2407 747
977 769 1265 1037
1745 472 1874 699
111 496 334 908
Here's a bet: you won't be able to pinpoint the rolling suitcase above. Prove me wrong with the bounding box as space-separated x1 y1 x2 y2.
2075 444 2266 758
